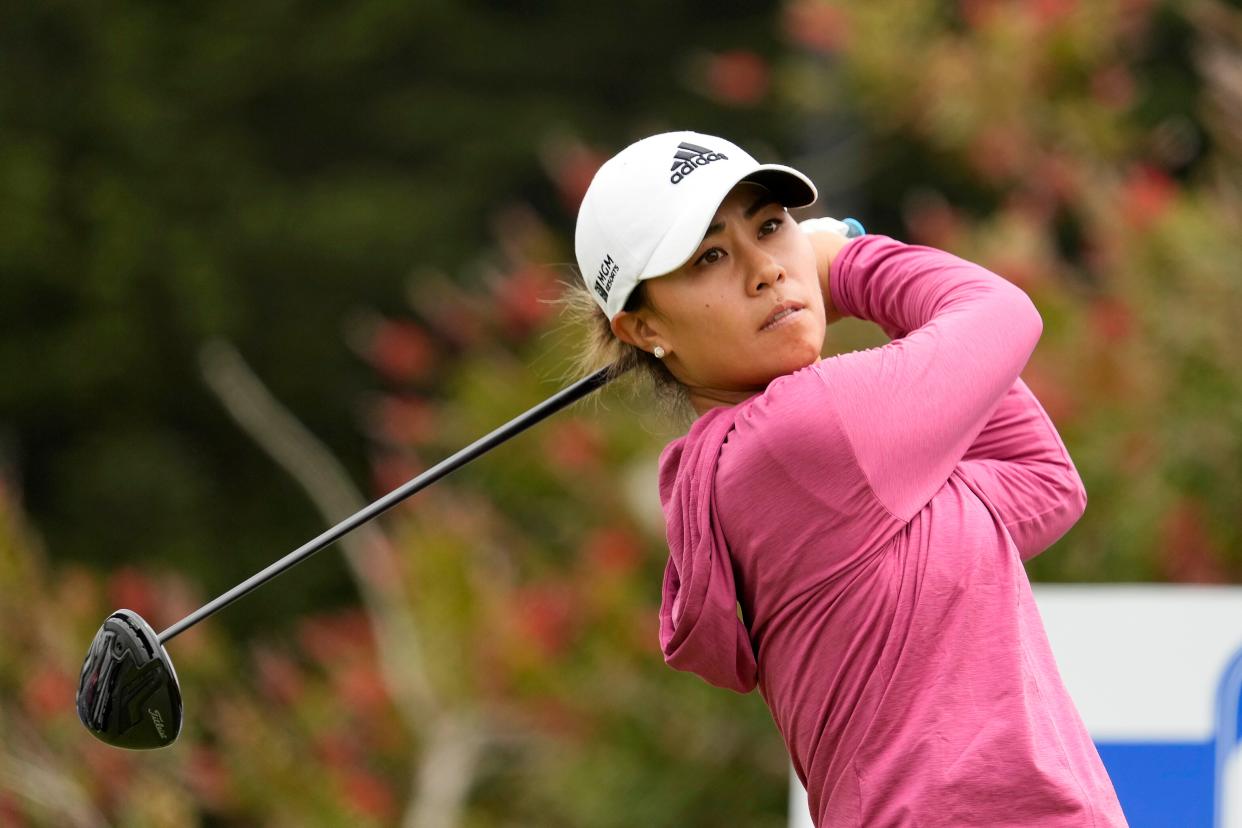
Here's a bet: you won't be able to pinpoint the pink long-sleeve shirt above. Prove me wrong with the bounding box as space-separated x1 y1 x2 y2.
657 235 1127 826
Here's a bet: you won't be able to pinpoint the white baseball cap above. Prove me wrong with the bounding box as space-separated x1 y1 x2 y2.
574 130 818 320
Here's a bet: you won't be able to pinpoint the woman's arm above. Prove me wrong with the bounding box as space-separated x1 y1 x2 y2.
809 235 1043 522
806 228 852 324
956 378 1088 561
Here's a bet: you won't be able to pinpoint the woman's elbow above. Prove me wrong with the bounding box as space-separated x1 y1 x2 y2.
1046 461 1088 523
1047 472 1088 549
1018 467 1087 562
1068 475 1087 523
1014 289 1044 350
990 281 1044 359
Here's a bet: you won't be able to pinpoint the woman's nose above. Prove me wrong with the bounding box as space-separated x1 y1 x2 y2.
748 259 786 294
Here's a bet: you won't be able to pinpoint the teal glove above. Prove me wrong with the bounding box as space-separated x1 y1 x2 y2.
798 217 866 238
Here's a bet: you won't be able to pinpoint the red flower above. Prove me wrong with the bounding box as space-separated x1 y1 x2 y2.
107 566 158 624
22 664 75 723
351 536 402 588
473 626 516 699
1117 0 1158 45
185 747 235 807
298 609 375 667
1023 361 1080 425
82 738 133 791
958 0 1000 30
528 696 593 741
253 646 304 705
369 319 436 384
1091 63 1136 111
493 264 560 338
629 607 660 652
1088 296 1135 343
155 576 204 649
369 451 426 500
368 394 437 446
1081 234 1120 279
783 1 848 53
1030 0 1077 27
334 661 390 715
342 769 396 821
314 728 359 771
902 189 962 248
984 255 1046 292
512 581 578 660
543 419 605 473
583 526 643 577
1121 164 1177 231
1119 430 1155 475
962 0 1075 30
1159 496 1227 583
420 295 487 351
0 790 24 828
1037 153 1082 204
544 140 607 216
968 124 1031 183
1004 188 1057 227
703 50 770 107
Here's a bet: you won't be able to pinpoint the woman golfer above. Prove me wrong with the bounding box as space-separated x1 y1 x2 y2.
569 131 1127 826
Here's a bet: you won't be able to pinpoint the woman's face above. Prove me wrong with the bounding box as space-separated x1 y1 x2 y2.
611 182 827 412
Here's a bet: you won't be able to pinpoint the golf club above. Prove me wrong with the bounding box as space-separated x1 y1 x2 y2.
76 361 629 750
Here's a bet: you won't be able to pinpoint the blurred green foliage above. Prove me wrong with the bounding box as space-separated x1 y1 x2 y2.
780 0 1242 582
0 220 793 825
0 0 792 635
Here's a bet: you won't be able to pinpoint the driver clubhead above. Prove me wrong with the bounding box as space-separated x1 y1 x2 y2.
76 609 182 750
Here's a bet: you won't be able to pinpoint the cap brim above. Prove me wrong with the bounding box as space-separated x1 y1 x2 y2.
742 164 817 209
640 163 818 280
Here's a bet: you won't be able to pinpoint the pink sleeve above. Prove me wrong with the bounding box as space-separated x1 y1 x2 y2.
955 378 1088 560
824 235 1044 522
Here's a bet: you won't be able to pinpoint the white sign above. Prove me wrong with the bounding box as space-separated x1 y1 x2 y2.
788 585 1242 827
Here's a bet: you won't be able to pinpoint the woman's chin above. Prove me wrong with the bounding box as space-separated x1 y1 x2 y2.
776 342 823 374
746 351 821 387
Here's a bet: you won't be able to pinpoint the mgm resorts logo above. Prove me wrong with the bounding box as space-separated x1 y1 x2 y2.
669 141 728 185
593 253 619 303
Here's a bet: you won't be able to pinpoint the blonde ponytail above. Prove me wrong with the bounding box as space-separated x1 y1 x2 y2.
553 275 694 427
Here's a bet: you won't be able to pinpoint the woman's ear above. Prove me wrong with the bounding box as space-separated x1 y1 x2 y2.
610 310 663 353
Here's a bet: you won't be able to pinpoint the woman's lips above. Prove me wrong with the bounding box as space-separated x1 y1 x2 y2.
760 302 805 331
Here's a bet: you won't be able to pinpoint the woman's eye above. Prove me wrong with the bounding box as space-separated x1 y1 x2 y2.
759 218 783 237
696 247 725 266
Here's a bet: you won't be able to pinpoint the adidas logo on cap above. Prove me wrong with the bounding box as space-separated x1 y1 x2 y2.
669 141 729 185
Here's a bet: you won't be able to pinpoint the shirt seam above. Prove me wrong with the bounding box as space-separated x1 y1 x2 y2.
828 380 907 528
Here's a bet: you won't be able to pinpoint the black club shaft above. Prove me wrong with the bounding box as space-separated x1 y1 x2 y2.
158 363 627 644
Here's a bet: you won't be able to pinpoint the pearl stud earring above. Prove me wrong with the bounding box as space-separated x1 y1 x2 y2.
653 346 666 359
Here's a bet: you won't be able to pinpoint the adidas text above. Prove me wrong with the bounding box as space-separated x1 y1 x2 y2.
670 151 728 185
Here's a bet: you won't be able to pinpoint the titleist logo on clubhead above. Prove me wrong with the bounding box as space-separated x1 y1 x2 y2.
593 253 619 302
149 707 168 740
669 141 728 185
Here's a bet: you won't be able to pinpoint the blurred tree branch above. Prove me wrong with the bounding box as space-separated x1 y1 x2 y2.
0 720 107 828
199 339 501 828
1193 0 1242 174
